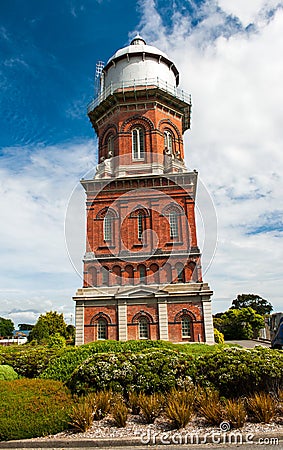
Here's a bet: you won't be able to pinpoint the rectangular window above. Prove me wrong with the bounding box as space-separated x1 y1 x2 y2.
138 213 143 240
132 128 145 160
98 320 107 340
169 212 179 238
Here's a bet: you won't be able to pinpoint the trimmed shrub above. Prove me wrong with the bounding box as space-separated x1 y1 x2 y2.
0 365 18 381
195 347 283 397
41 340 177 382
0 345 65 378
0 379 74 440
67 349 196 396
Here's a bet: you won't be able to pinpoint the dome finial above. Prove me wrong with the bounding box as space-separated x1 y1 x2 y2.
130 34 146 46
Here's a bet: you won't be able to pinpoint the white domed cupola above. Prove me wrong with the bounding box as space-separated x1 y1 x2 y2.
101 35 179 94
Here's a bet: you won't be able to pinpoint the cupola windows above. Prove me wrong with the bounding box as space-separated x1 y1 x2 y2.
132 128 145 160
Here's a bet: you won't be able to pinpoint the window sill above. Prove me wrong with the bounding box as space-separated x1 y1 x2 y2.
98 245 115 249
166 241 183 246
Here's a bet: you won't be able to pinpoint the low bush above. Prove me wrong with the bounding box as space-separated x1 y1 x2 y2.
138 393 164 424
0 379 74 440
88 390 112 420
41 340 178 382
111 399 128 428
67 349 196 396
69 397 94 433
214 328 224 344
165 389 195 429
0 345 65 378
197 388 224 425
195 347 283 397
247 392 277 423
223 399 246 428
0 364 18 381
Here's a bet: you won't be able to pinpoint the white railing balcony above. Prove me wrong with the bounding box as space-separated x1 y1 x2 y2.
87 78 191 113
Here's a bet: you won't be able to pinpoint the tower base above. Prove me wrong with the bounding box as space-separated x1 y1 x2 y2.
73 282 214 345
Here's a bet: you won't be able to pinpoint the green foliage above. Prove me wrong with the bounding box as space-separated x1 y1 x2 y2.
0 365 18 381
138 393 164 423
224 399 246 428
47 333 66 348
18 323 34 331
0 379 74 440
69 397 94 433
67 349 196 396
195 347 283 397
214 328 224 344
0 345 64 378
231 294 273 316
247 392 277 423
215 307 264 340
0 317 14 337
28 311 68 344
165 389 195 429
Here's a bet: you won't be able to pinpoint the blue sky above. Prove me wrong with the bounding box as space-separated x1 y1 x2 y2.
1 0 283 327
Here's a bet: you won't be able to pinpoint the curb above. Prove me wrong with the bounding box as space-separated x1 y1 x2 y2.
0 432 282 448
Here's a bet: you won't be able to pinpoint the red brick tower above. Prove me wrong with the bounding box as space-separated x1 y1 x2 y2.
73 36 214 344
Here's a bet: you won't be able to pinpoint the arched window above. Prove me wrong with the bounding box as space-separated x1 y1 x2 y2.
164 130 173 154
97 319 107 340
88 266 97 287
176 262 185 283
139 317 149 339
132 128 145 160
138 264 147 284
169 211 179 238
102 266 109 286
181 316 191 338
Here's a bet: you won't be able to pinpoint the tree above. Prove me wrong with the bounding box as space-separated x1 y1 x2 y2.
0 317 14 338
231 294 273 316
18 324 34 331
28 311 68 344
214 307 264 340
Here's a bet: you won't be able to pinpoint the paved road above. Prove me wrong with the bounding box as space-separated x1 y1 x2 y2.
225 340 271 348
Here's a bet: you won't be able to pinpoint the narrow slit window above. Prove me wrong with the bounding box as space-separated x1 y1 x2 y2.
164 131 173 154
103 216 112 241
169 211 179 238
138 212 144 240
132 128 145 160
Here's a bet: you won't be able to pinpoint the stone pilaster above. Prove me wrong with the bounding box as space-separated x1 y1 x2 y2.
158 301 169 340
75 302 84 346
118 301 128 341
202 298 214 344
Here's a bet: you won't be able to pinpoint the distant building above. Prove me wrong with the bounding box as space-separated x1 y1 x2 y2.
73 37 214 344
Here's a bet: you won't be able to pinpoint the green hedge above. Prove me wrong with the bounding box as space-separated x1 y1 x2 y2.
0 345 65 378
41 340 178 382
0 379 74 440
67 348 195 396
195 346 283 397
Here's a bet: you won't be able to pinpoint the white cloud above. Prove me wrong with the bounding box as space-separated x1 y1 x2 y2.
0 141 96 325
137 0 283 312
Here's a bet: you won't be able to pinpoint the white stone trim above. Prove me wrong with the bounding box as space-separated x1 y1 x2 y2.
75 304 84 346
158 302 169 340
202 298 214 344
118 301 128 341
